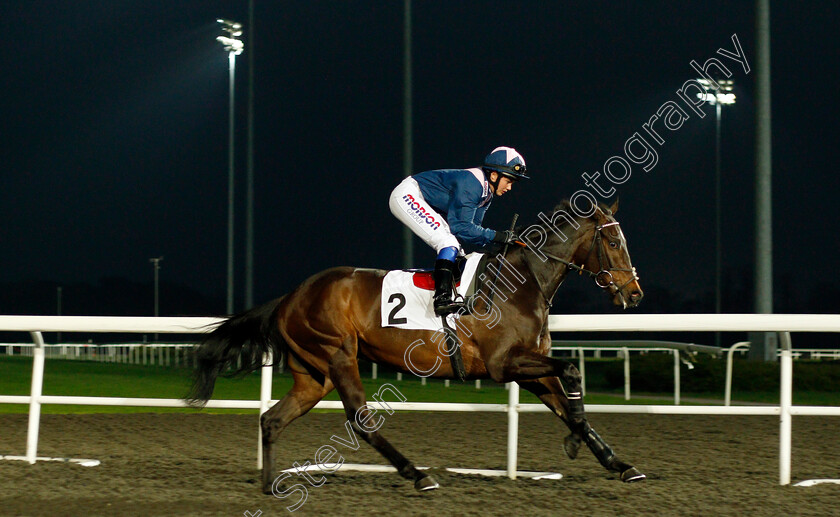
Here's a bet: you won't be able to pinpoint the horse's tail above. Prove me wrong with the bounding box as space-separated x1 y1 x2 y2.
185 296 287 408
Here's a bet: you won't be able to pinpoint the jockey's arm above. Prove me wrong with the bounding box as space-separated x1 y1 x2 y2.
446 180 496 247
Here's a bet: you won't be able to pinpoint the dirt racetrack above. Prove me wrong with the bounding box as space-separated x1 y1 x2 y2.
1 411 838 516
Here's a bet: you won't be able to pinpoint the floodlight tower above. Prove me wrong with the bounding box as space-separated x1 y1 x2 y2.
698 79 735 347
217 19 243 315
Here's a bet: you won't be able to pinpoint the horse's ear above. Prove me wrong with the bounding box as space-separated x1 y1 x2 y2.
609 197 619 215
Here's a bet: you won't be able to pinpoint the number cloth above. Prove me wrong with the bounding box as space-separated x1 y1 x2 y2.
380 253 484 330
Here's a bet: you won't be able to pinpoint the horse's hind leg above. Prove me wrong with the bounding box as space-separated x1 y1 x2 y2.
517 376 645 483
328 338 439 491
261 368 333 494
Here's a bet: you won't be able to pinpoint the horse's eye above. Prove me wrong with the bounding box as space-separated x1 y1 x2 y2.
609 241 619 249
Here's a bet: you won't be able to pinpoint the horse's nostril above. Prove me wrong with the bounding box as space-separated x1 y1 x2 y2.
630 291 643 302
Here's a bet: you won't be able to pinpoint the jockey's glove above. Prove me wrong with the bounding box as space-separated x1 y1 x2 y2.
492 230 519 245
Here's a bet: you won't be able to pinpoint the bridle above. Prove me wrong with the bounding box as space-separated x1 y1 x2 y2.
519 220 639 308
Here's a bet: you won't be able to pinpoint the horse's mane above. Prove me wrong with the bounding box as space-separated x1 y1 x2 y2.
516 199 611 235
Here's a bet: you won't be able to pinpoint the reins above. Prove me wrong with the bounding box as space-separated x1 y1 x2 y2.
516 220 638 308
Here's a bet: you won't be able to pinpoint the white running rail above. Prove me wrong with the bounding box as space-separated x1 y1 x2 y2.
1 314 839 486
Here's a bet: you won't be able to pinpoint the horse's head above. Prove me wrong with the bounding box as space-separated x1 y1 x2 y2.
574 199 643 309
518 198 643 309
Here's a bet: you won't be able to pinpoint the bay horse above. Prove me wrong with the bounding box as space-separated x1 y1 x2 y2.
187 199 645 493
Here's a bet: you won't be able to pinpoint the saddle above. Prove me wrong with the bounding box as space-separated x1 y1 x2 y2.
408 257 466 291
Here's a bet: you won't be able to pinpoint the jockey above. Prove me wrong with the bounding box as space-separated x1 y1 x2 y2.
389 146 529 316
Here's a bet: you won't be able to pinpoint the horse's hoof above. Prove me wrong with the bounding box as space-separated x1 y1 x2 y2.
620 467 646 483
415 475 440 491
564 433 582 460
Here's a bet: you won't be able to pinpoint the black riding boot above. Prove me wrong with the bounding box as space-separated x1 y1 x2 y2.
433 259 465 316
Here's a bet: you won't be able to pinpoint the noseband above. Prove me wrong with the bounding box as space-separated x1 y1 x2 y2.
519 221 639 308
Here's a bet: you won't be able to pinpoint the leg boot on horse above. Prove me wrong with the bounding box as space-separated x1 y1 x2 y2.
565 387 645 482
515 362 646 483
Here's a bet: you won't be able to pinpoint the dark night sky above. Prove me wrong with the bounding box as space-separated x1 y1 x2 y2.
2 1 839 316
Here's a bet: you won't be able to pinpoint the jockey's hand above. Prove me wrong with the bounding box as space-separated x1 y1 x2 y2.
492 230 519 246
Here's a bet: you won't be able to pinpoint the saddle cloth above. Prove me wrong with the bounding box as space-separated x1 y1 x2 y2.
380 253 484 330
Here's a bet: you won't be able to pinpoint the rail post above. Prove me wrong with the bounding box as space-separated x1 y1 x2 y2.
779 332 793 485
623 347 630 401
725 342 750 406
578 348 586 396
25 331 46 464
506 381 519 479
257 351 273 470
673 349 680 405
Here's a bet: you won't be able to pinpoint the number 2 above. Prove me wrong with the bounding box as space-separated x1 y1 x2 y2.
387 293 407 325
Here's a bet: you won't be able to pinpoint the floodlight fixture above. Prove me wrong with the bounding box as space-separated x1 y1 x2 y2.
717 93 736 105
217 19 243 36
217 19 242 29
216 36 244 54
216 18 244 55
697 78 736 105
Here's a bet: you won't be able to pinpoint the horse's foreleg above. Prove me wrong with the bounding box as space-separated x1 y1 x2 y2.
492 353 586 457
578 421 645 482
261 370 333 494
328 341 439 491
487 349 583 383
517 376 645 483
515 377 583 458
546 368 645 481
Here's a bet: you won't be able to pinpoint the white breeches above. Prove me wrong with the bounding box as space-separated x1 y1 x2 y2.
389 177 461 254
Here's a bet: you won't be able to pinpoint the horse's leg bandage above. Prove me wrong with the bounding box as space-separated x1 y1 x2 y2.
582 422 617 470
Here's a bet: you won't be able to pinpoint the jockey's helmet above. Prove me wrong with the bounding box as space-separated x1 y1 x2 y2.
482 146 529 180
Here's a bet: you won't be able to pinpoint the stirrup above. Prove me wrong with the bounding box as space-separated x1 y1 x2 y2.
434 298 465 317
